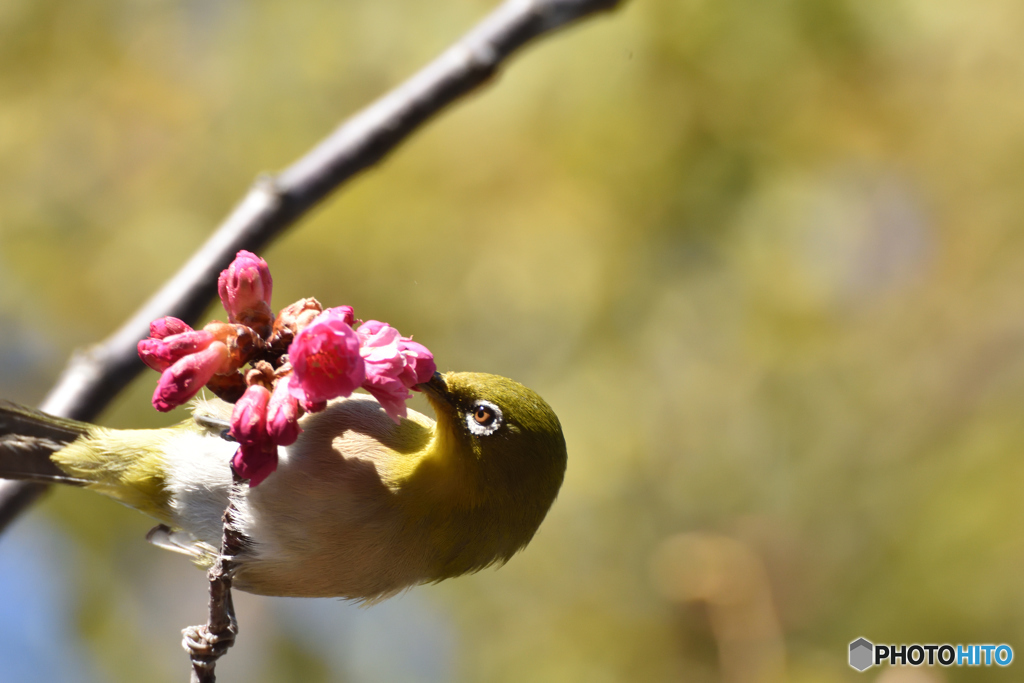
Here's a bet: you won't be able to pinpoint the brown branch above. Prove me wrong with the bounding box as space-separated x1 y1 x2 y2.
182 492 244 683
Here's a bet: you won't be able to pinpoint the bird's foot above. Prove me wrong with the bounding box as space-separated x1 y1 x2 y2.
181 616 237 663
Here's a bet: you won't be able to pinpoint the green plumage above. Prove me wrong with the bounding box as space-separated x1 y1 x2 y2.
52 425 184 520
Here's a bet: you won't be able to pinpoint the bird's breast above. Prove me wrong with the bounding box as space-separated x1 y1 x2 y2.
227 395 443 599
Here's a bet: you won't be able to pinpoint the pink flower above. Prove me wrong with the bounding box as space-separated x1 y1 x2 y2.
356 321 436 422
328 305 355 327
231 442 278 487
397 339 436 387
266 378 301 446
356 321 408 422
288 308 365 409
149 317 192 339
138 330 216 372
218 250 273 332
229 384 271 446
152 341 230 412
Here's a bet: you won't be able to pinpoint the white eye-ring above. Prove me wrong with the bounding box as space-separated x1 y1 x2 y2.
466 400 503 436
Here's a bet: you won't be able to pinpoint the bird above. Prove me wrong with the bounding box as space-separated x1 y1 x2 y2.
0 371 567 602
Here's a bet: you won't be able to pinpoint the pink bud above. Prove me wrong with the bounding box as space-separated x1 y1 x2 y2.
138 330 216 372
266 379 301 446
231 442 278 487
229 384 272 445
152 341 230 412
149 317 192 340
287 308 365 407
217 250 273 328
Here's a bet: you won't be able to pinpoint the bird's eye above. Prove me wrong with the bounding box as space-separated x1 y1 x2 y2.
473 405 496 425
466 400 502 436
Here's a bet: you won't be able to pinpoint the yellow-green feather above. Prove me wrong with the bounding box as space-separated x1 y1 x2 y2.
396 372 568 582
50 423 193 521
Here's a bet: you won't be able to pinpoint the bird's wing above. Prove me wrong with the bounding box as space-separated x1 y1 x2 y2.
146 524 219 562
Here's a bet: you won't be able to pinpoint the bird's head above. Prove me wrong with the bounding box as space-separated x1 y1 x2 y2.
414 371 567 574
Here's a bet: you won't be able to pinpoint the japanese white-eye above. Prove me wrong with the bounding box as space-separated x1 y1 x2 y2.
0 371 567 601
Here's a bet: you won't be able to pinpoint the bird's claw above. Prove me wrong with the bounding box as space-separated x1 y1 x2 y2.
182 620 237 661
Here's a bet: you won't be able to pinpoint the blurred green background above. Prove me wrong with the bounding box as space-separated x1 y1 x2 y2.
2 0 1024 681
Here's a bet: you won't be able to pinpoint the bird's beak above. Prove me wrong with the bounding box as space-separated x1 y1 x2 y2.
417 372 451 404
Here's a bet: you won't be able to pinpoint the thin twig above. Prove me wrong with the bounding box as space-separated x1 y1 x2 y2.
183 492 244 683
0 0 622 531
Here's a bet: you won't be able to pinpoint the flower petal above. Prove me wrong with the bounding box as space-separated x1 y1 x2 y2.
398 339 436 387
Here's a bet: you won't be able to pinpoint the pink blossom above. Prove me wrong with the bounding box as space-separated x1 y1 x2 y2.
138 330 216 372
361 372 409 422
288 308 365 409
356 321 435 423
356 321 436 385
266 378 301 446
356 321 408 422
152 341 230 412
231 442 278 487
397 339 436 387
217 250 273 327
149 317 192 339
229 384 271 446
355 320 395 346
327 305 355 327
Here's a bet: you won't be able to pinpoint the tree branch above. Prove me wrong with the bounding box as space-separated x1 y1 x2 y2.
182 493 244 683
0 0 621 522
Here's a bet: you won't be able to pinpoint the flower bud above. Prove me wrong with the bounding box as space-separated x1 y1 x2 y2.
149 317 192 340
139 330 216 373
218 250 274 337
229 384 272 446
231 442 278 487
152 341 230 412
266 378 301 446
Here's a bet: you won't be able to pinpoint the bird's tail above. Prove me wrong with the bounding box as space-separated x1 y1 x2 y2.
0 401 92 485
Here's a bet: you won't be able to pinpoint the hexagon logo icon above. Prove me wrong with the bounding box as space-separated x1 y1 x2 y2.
849 638 874 671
